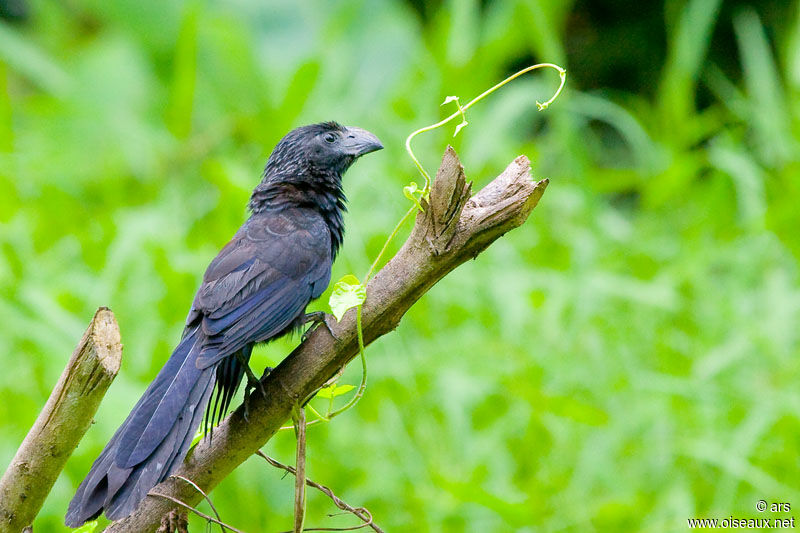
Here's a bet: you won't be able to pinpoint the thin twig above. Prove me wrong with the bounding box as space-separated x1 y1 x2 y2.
293 408 307 533
171 475 225 533
148 492 246 533
256 451 385 533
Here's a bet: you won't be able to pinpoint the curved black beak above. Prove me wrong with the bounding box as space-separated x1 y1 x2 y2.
343 126 383 157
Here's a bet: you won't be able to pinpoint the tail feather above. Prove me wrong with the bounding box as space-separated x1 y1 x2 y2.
206 346 249 431
65 326 218 527
105 369 215 520
117 330 203 468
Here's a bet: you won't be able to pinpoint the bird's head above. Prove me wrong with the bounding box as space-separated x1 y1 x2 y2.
265 121 383 180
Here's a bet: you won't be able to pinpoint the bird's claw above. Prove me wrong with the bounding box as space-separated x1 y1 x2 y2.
249 374 268 401
238 359 270 423
301 311 339 342
242 376 267 423
242 387 251 423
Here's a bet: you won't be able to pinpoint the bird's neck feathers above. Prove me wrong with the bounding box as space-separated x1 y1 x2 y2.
248 167 347 257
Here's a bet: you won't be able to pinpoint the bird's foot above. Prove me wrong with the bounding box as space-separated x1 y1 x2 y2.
242 366 273 422
242 387 251 423
236 353 270 423
301 311 339 342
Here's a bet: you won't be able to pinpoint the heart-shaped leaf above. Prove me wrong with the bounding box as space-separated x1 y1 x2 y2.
403 181 424 211
329 274 366 321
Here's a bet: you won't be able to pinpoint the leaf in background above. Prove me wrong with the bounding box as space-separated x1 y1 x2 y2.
329 275 365 321
658 0 722 129
0 23 70 94
734 8 793 166
167 1 199 138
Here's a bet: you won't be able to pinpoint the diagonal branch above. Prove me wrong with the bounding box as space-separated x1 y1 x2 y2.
0 308 122 532
107 147 548 532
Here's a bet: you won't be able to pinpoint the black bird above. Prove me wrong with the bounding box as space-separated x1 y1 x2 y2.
65 122 383 526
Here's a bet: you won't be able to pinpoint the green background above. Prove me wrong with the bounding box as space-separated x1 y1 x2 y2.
2 0 799 531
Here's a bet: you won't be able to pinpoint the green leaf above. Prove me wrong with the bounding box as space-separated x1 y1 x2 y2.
333 384 355 396
403 182 424 212
0 23 71 94
71 520 99 533
440 94 469 137
317 385 335 398
329 275 366 321
317 383 356 399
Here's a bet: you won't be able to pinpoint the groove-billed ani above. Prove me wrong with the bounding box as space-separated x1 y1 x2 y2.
65 122 383 526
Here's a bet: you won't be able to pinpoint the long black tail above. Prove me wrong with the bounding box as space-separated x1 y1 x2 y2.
65 326 241 526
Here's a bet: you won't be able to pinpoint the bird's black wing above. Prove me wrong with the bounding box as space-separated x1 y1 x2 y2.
191 206 333 367
117 206 333 466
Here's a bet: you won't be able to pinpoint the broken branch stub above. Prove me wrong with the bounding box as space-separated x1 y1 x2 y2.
0 308 122 532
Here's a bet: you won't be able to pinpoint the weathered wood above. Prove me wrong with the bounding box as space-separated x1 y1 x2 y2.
107 148 548 532
0 308 122 533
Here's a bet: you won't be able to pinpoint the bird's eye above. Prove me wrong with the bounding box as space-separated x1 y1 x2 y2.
324 133 336 143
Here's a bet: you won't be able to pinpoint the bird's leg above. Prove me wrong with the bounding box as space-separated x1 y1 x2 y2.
301 311 339 342
236 351 268 422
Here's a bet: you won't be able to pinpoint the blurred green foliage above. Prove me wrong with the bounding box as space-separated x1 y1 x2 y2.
2 0 800 531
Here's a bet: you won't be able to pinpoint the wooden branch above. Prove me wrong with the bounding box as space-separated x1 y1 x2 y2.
107 148 548 532
0 307 122 532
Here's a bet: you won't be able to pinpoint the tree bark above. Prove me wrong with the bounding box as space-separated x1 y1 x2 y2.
0 308 122 533
107 147 548 532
